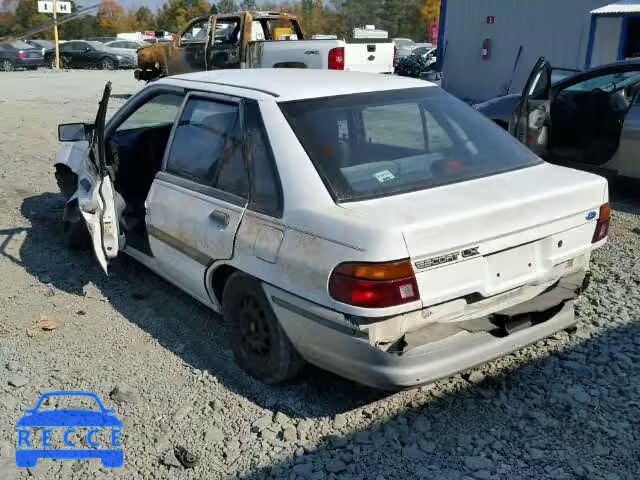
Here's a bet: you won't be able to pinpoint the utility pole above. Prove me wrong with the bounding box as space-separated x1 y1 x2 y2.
53 0 60 70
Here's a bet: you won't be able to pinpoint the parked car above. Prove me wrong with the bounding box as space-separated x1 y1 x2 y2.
473 66 581 130
45 40 137 70
0 41 45 71
88 37 118 43
395 45 437 78
135 11 395 82
104 39 148 51
393 38 415 62
475 57 640 181
26 39 54 57
393 38 433 65
54 69 609 389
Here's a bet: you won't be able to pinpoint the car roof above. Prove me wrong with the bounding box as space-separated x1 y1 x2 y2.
169 69 434 101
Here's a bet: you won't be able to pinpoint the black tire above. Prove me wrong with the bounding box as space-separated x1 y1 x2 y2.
222 273 305 384
63 218 91 250
101 57 115 70
1 59 14 72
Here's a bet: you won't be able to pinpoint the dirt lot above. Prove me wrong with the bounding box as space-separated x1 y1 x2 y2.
1 70 640 480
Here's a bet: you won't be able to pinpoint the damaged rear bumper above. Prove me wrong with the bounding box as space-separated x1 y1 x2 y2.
263 275 582 390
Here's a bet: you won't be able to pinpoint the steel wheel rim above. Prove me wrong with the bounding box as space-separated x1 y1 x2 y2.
237 295 271 360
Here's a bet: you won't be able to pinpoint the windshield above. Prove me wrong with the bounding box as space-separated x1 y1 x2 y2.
280 88 541 202
88 41 105 50
564 70 640 93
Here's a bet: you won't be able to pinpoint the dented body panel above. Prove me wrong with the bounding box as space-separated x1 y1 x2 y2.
55 70 608 389
135 11 394 82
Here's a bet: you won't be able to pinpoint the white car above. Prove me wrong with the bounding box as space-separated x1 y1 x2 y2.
54 70 610 389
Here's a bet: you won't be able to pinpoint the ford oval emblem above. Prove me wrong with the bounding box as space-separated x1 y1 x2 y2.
586 211 597 221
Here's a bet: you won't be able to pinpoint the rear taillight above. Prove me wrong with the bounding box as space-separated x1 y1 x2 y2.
329 260 419 308
592 203 611 243
18 50 27 60
328 47 345 70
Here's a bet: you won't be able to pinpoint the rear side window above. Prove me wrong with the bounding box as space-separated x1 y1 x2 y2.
166 97 248 196
279 87 540 202
245 102 282 217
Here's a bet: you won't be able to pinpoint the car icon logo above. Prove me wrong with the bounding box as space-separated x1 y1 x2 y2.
15 391 123 468
586 210 597 221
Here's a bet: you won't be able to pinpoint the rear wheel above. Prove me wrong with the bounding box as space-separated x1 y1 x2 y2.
222 273 305 384
0 59 14 72
101 57 115 70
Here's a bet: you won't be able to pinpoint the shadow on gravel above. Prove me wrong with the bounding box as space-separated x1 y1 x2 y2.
5 193 388 419
241 321 640 479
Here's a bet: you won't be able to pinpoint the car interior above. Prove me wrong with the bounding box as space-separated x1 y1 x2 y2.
285 95 538 201
105 94 184 252
547 70 640 165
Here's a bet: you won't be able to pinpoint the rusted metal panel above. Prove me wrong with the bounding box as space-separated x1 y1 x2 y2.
135 11 304 82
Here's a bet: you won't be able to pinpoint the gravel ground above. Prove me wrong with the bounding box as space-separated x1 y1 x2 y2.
1 70 640 480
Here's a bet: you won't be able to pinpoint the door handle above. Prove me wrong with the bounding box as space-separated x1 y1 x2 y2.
209 209 230 227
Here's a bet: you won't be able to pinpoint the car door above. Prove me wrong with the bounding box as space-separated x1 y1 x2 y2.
209 15 244 70
58 42 75 67
73 42 93 68
510 57 552 157
145 92 249 302
75 82 121 273
165 16 212 74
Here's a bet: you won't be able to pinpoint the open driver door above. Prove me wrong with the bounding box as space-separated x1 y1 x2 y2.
510 57 552 158
76 82 121 273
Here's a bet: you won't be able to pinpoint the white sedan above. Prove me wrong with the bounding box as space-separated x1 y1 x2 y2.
54 70 610 389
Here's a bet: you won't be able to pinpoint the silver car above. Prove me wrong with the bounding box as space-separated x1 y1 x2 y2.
475 57 640 181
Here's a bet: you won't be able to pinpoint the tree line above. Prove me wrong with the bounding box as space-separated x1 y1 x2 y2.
0 0 440 42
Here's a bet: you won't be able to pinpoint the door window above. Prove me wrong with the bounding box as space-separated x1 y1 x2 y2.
245 102 282 217
214 18 242 45
181 18 209 44
116 94 184 132
166 98 248 195
564 71 640 93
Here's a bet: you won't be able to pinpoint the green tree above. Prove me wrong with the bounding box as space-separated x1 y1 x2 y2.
216 0 238 14
134 6 155 30
239 0 257 10
14 0 50 31
96 0 129 36
0 11 20 38
156 0 211 33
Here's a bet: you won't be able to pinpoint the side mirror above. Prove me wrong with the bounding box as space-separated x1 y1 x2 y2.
58 123 93 142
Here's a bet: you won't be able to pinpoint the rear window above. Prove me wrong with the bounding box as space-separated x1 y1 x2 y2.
279 87 540 202
7 41 32 49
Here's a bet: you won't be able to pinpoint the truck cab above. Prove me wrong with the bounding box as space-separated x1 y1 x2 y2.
135 11 395 82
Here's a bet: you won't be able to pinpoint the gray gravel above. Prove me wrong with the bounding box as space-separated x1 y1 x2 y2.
1 70 640 479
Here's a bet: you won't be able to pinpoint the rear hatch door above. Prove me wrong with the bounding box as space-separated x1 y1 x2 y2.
341 163 607 306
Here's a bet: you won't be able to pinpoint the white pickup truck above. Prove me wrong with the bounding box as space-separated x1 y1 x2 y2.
135 11 395 82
